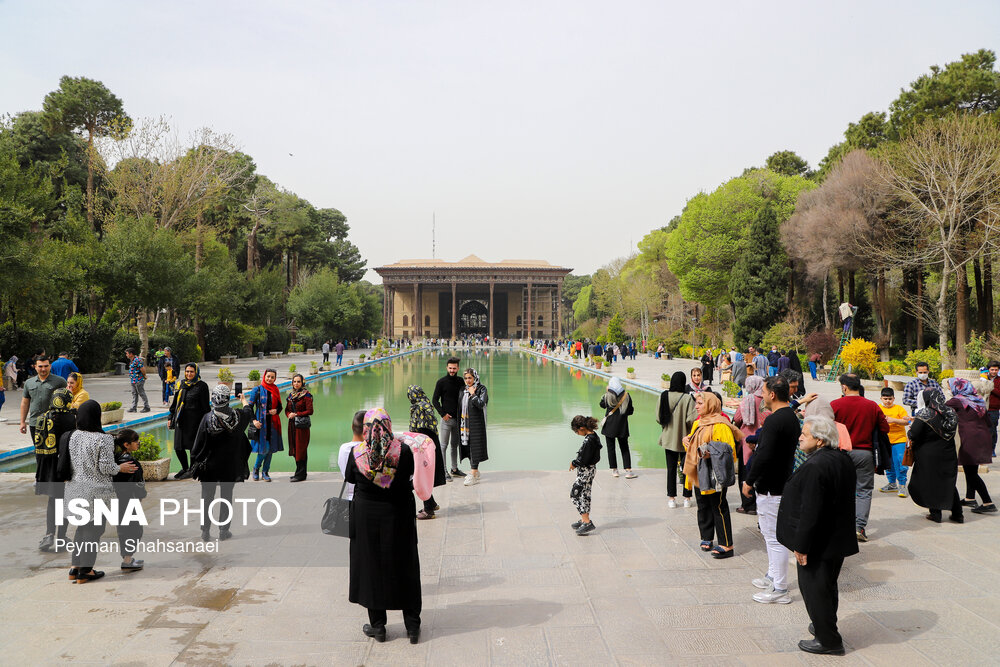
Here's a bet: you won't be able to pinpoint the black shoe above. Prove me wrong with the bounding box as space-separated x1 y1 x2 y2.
949 513 964 524
576 521 596 536
140 407 151 413
127 408 138 413
798 639 845 655
808 623 815 636
926 513 943 523
121 559 144 571
173 469 189 480
74 569 106 584
201 529 211 541
219 529 233 541
290 476 303 482
38 534 55 552
961 498 978 507
407 629 420 644
450 468 467 477
571 520 583 529
68 567 80 581
363 624 386 642
972 504 998 514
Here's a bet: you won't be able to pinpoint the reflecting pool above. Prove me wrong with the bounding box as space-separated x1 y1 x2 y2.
142 350 669 473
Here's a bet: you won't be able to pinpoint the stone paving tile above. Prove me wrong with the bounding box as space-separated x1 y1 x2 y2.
544 625 615 666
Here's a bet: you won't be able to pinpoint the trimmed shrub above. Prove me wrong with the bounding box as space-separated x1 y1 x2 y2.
840 338 879 379
264 326 290 354
149 330 200 367
133 433 163 461
904 347 943 379
111 329 141 364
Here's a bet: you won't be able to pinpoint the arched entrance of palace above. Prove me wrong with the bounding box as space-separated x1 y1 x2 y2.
458 299 489 336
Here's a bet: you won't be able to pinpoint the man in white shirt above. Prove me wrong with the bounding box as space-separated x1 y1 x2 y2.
337 410 366 500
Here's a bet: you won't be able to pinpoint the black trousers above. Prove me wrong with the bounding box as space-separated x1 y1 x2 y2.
71 520 106 569
118 503 144 557
963 465 992 504
797 556 844 648
323 352 330 363
368 607 421 632
696 489 733 547
663 450 691 498
737 456 756 511
606 436 632 470
294 457 308 480
200 482 235 531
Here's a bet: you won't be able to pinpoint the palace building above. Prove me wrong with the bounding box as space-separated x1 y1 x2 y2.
374 255 573 340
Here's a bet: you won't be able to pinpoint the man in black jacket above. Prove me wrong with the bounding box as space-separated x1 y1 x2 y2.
778 415 859 656
432 357 465 480
743 375 800 605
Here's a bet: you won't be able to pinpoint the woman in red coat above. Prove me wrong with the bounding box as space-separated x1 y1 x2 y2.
285 373 314 482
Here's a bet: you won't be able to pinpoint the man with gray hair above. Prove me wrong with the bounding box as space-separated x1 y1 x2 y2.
777 415 858 656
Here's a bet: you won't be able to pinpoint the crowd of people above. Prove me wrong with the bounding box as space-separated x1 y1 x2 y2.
11 338 1000 655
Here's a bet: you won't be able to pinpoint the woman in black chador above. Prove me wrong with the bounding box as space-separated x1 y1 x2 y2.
345 408 422 644
168 363 210 479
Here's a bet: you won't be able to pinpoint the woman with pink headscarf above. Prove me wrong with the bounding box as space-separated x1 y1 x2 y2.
732 375 769 515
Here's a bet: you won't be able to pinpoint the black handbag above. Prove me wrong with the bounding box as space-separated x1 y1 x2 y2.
321 479 351 537
247 424 260 441
295 415 311 429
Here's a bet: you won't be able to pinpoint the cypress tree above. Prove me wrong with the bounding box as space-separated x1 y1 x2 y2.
730 204 789 347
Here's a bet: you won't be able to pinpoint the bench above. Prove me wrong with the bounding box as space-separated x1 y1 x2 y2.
268 351 283 359
883 375 914 392
219 355 237 365
306 348 317 355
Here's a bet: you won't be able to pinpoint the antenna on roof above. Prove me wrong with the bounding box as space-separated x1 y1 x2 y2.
432 211 436 259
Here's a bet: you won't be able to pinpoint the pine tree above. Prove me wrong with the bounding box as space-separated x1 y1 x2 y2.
730 205 789 347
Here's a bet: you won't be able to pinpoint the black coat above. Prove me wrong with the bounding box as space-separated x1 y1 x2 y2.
746 406 800 496
777 447 859 560
190 405 254 483
346 445 421 611
700 354 715 382
908 416 959 510
460 384 489 466
600 392 634 438
113 451 147 500
572 433 602 468
169 381 211 452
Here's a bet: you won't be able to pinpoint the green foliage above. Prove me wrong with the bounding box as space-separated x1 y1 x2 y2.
573 285 597 323
247 369 261 382
876 360 909 378
101 401 122 411
904 347 943 378
723 380 741 398
760 321 804 354
111 329 141 363
665 170 812 309
966 332 989 369
148 330 200 366
289 343 304 353
626 367 635 373
939 368 955 381
661 373 670 382
765 150 810 177
890 49 1000 132
730 205 790 347
661 330 686 356
133 432 162 461
264 326 291 353
217 367 234 384
204 322 266 360
61 316 115 373
606 313 626 342
288 363 296 374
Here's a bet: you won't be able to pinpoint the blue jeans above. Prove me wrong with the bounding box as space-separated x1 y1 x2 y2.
885 442 908 486
768 366 777 377
162 380 173 404
254 452 273 474
808 361 818 380
336 353 343 366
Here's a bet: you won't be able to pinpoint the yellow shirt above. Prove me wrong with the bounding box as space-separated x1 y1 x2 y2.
880 404 909 444
70 389 90 410
685 420 739 495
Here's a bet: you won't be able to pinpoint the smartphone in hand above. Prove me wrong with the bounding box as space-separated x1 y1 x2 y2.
234 381 243 397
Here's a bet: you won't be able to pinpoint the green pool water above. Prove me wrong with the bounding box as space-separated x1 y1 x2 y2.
163 350 669 473
7 350 670 474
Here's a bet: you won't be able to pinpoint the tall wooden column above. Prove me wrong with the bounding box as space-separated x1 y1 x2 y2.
451 282 457 340
557 280 563 338
489 281 495 341
413 283 421 337
526 280 533 340
387 287 395 339
382 287 389 337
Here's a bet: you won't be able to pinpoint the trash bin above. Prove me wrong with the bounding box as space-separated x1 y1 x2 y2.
114 362 127 375
258 352 265 360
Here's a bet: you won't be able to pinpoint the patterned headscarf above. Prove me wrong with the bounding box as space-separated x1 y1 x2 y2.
206 384 239 435
916 388 958 441
739 376 766 430
948 377 986 417
173 363 202 415
34 388 76 455
407 385 438 434
460 368 485 449
353 407 402 489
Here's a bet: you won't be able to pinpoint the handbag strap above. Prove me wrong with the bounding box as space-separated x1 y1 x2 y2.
337 477 347 499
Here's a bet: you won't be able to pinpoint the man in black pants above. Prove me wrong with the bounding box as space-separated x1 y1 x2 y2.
777 415 858 655
432 357 465 480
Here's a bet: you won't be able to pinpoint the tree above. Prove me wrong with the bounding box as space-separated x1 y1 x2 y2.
729 204 789 347
42 76 130 230
875 114 1000 368
606 312 626 342
765 150 810 177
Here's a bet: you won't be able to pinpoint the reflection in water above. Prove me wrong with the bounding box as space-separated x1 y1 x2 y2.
126 351 668 475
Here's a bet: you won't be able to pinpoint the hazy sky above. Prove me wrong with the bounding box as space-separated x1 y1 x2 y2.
3 1 999 281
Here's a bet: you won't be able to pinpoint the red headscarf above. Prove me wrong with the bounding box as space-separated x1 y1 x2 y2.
260 369 282 432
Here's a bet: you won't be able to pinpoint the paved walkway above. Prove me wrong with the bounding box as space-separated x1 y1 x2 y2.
3 465 999 665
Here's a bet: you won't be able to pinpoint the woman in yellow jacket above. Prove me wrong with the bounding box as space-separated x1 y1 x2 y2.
67 373 90 410
684 391 743 559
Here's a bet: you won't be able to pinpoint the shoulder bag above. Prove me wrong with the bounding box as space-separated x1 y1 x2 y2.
321 479 351 537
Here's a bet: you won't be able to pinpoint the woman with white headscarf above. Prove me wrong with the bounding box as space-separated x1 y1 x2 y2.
601 376 636 479
459 367 489 486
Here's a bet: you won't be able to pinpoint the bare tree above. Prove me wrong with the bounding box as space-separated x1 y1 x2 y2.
875 114 1000 368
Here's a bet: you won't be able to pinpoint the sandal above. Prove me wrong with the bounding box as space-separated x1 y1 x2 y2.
416 510 435 520
700 541 713 551
710 546 734 559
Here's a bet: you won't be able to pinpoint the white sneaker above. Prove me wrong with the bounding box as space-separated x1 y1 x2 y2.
683 498 692 508
751 576 773 590
624 470 638 479
667 499 677 509
753 589 791 604
463 474 479 486
611 469 620 478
